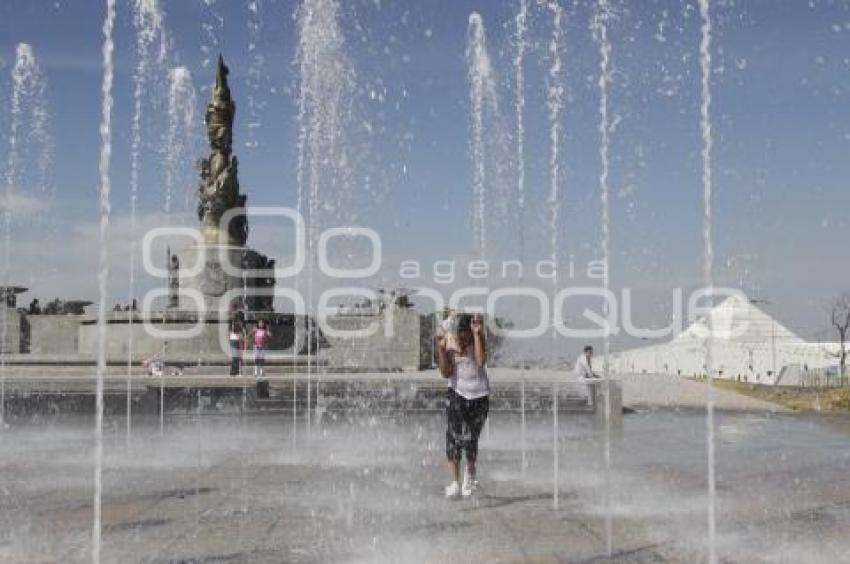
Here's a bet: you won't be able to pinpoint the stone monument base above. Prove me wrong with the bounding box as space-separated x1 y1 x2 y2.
74 309 316 363
174 242 262 313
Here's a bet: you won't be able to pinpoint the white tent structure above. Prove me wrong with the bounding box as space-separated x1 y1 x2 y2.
612 294 841 385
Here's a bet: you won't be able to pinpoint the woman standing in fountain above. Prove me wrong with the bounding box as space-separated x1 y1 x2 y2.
437 314 490 498
229 321 245 377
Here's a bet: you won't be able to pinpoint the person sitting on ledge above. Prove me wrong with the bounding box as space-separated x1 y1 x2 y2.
572 345 600 407
573 345 600 379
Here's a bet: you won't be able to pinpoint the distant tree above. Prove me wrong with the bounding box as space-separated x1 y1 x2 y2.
829 293 850 383
44 299 64 315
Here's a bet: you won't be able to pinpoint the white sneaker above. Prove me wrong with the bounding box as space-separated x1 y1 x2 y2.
461 474 478 497
444 481 461 498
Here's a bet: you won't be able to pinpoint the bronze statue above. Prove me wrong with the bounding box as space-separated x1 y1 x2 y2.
187 55 276 312
198 55 248 245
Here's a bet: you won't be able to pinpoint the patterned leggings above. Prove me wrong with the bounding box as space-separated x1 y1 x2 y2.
445 388 489 464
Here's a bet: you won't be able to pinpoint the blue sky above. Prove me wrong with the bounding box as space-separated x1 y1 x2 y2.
0 0 849 346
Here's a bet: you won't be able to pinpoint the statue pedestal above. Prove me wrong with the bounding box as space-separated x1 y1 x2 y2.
175 242 253 314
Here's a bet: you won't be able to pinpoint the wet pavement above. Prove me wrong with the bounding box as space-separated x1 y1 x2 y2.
1 406 849 563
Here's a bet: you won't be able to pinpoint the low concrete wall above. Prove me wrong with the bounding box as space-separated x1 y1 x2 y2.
78 321 226 360
0 305 22 354
18 305 429 371
76 312 300 361
28 315 85 355
591 380 623 428
324 308 422 371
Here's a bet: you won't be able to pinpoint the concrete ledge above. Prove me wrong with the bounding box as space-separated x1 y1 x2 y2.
0 351 309 366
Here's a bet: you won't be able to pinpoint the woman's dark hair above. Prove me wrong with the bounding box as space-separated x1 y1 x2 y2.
456 314 473 335
456 314 485 355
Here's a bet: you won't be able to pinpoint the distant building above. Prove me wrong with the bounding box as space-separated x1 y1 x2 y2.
612 294 841 385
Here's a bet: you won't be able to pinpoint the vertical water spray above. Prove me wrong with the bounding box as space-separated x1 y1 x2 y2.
245 0 264 150
698 0 716 562
164 67 197 213
592 0 614 555
296 1 318 436
194 389 202 557
29 61 53 201
513 0 529 476
545 0 564 510
293 7 310 443
200 0 224 69
127 0 165 444
306 82 320 435
159 340 165 435
24 50 56 272
467 13 504 445
2 44 48 427
294 0 354 435
466 13 497 261
93 1 117 561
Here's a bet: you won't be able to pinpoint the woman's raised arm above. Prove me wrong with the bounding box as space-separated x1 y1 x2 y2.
436 336 452 378
471 317 486 368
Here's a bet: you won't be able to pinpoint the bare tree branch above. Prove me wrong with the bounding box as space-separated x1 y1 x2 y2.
828 292 850 383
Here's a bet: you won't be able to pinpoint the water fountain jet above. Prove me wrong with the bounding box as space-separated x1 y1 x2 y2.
544 0 564 510
592 0 614 555
127 0 167 444
2 44 51 428
164 66 197 213
698 1 717 562
513 0 529 476
466 13 500 262
294 0 356 434
93 2 117 560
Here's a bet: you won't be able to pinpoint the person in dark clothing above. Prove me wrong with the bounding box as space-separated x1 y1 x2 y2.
229 321 245 376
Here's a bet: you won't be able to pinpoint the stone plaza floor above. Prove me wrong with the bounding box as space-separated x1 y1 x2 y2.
2 401 850 563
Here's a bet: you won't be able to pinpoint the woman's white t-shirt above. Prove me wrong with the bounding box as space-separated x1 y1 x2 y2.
448 352 490 400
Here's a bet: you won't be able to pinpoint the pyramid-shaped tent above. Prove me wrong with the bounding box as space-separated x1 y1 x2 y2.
673 294 802 345
613 294 836 380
